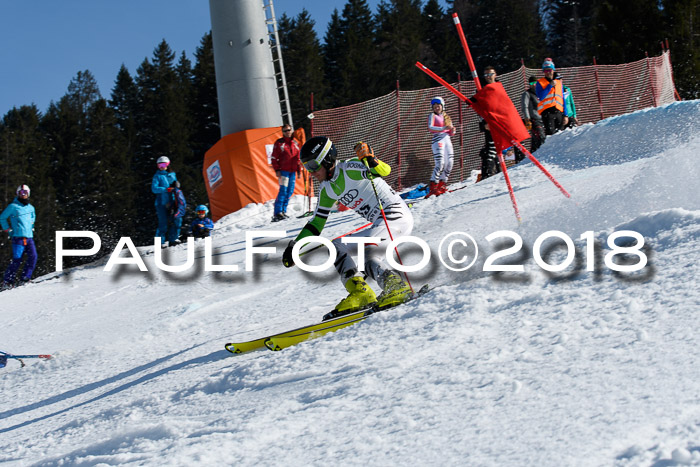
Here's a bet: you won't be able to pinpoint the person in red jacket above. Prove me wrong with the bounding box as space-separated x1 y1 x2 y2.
270 124 302 222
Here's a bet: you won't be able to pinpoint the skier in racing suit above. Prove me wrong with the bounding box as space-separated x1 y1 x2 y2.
282 136 414 320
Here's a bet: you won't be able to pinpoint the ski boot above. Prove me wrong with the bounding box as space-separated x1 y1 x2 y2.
436 180 448 195
424 181 439 198
323 276 377 321
376 271 412 310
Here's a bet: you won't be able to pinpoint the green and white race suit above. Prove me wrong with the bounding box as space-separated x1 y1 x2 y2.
295 158 413 287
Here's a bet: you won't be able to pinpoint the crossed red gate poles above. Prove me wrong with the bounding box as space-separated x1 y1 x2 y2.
416 13 571 222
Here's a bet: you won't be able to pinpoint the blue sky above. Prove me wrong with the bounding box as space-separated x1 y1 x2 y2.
0 0 447 116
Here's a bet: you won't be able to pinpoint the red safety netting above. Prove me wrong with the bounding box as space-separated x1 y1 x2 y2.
311 52 678 192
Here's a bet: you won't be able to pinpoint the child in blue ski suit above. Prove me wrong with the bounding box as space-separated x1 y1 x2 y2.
1 185 37 287
190 205 214 238
168 180 187 245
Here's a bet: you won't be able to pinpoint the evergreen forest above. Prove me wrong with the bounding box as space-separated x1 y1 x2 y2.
1 0 698 277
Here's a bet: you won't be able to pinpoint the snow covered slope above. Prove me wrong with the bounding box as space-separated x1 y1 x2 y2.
2 101 700 466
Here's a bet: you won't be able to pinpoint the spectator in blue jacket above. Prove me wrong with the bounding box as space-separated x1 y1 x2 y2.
0 185 37 288
191 205 214 238
168 180 186 246
152 156 177 244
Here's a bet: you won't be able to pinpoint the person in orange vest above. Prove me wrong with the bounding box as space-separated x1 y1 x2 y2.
535 58 567 136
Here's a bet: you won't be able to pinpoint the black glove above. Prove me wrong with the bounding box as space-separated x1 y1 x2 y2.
362 156 379 168
282 240 296 268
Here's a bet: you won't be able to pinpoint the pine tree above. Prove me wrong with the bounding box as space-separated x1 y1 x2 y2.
545 0 595 67
323 0 379 106
279 10 329 133
81 98 136 245
342 0 380 103
375 0 430 92
133 40 193 243
110 65 139 154
0 105 58 276
422 0 462 77
591 0 664 64
191 32 220 159
42 70 102 232
323 10 347 107
663 0 700 99
452 0 546 72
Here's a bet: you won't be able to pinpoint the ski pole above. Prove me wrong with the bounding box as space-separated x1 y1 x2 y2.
0 351 51 369
364 160 415 294
3 354 52 359
0 350 52 359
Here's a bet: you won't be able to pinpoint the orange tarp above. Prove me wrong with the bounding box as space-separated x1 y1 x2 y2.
203 127 311 222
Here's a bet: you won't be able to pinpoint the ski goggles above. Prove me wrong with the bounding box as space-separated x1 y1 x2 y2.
302 159 323 172
157 162 170 169
302 138 334 172
197 210 207 215
17 189 29 197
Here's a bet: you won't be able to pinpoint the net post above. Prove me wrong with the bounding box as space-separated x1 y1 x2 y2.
396 80 402 191
645 52 658 107
593 56 605 120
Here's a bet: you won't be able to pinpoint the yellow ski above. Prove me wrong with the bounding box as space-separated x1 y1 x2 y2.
225 285 430 354
225 308 369 354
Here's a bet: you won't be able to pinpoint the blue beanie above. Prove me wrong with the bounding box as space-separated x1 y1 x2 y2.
542 58 555 70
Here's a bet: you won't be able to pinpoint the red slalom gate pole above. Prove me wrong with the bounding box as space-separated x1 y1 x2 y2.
510 140 571 198
416 62 472 103
497 152 522 222
452 13 481 91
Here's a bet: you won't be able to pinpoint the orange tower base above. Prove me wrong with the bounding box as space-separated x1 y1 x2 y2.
203 127 310 221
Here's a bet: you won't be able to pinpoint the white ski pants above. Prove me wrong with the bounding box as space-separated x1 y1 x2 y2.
431 137 454 182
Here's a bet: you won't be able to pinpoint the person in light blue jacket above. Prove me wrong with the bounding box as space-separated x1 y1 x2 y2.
1 184 37 287
152 156 177 244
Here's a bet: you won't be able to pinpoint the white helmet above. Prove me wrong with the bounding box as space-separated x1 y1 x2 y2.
16 184 30 197
431 97 444 107
157 156 170 165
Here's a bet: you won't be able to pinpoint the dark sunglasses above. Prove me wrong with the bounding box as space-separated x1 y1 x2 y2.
283 128 292 132
484 73 495 77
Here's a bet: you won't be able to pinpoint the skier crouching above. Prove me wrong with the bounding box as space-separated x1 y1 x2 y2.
282 136 413 320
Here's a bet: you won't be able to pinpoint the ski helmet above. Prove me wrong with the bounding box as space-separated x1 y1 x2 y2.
430 97 444 108
16 184 30 197
196 204 209 214
301 136 337 172
157 156 170 166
